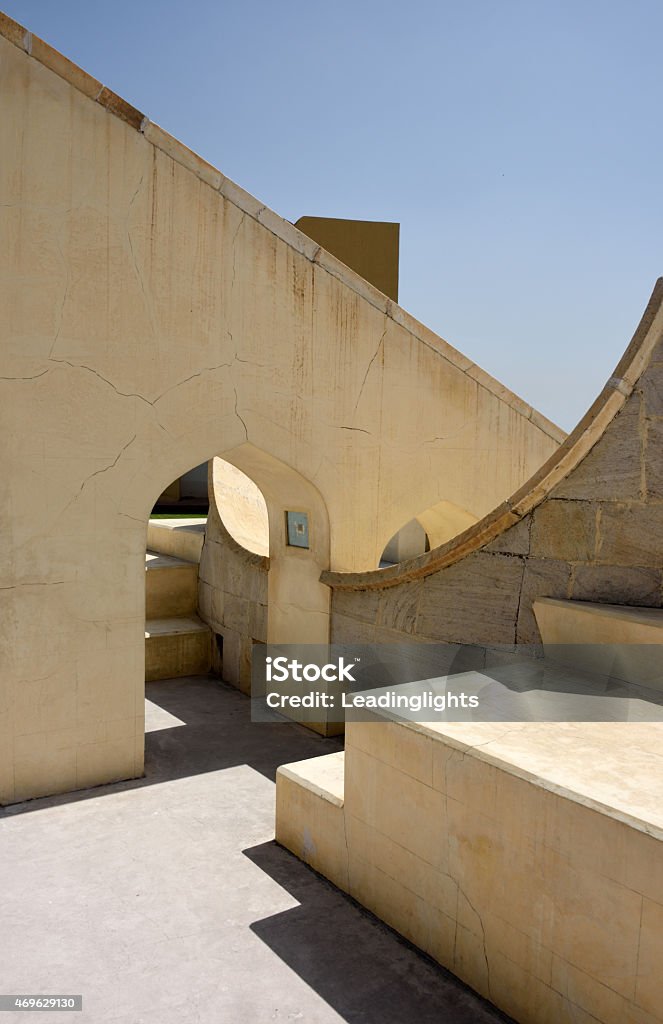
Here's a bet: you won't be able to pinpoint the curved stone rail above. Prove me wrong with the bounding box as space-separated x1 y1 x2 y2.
324 278 663 593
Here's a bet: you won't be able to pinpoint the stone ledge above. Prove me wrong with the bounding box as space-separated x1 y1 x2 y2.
277 751 345 808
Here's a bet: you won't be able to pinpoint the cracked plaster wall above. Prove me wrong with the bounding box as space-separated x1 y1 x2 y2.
0 31 560 799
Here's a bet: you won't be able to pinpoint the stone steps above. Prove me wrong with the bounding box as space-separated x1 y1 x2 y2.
145 616 212 682
147 517 206 563
145 551 199 619
145 533 211 681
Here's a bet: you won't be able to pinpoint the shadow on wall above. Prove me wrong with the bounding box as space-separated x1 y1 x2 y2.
380 500 478 566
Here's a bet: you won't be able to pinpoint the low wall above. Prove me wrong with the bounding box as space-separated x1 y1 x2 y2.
277 719 663 1024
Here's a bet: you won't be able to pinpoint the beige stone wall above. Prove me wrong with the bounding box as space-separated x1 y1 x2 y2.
328 282 663 645
282 281 663 1024
198 474 268 695
0 18 562 801
278 720 663 1024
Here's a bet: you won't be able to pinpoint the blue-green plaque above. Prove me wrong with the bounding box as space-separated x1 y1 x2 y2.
286 511 309 548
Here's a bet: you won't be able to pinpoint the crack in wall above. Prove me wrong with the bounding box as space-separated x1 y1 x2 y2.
0 370 49 381
0 580 65 591
233 385 248 440
512 556 528 644
230 213 245 296
48 224 71 359
50 358 154 407
352 325 386 418
456 884 492 998
125 172 159 340
58 433 138 520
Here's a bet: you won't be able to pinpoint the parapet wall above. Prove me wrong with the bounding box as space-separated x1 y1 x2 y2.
277 718 663 1024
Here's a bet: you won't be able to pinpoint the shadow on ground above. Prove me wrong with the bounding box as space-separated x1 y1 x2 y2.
246 840 513 1024
1 675 342 818
1 675 512 1023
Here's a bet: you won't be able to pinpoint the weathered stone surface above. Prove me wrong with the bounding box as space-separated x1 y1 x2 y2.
484 516 531 555
249 601 268 642
373 625 434 644
597 503 663 566
222 593 250 635
552 396 642 502
198 579 213 622
530 499 597 562
376 580 424 634
211 586 225 629
571 564 662 607
239 635 253 695
333 588 379 625
416 552 523 644
516 558 572 643
645 418 663 499
220 628 240 686
331 613 376 644
639 359 663 419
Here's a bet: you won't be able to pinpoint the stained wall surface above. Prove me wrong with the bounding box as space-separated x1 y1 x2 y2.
0 17 561 802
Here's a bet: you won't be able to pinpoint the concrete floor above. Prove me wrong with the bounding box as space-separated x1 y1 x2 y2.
0 677 512 1024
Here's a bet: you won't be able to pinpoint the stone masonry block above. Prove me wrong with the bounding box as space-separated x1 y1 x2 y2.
331 613 376 644
249 601 268 643
597 503 663 567
516 558 572 644
376 580 424 634
332 588 379 625
639 359 663 419
530 500 597 562
485 516 531 556
644 418 663 499
571 564 662 607
552 395 642 502
223 594 250 634
417 552 523 645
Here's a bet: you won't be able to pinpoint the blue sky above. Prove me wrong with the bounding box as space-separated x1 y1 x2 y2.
5 0 662 430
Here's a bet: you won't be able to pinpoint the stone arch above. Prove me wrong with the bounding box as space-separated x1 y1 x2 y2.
0 13 563 801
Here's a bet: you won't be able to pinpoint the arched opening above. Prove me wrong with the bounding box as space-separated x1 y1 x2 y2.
153 461 210 515
140 439 336 761
378 500 479 566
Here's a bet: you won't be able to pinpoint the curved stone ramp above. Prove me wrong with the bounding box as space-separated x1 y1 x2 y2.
325 279 663 647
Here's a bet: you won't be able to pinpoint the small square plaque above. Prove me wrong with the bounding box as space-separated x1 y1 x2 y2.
286 510 309 548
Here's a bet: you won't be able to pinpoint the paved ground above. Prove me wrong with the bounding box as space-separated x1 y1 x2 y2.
0 676 511 1023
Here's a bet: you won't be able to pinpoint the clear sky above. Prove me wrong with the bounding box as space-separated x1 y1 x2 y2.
4 0 662 430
